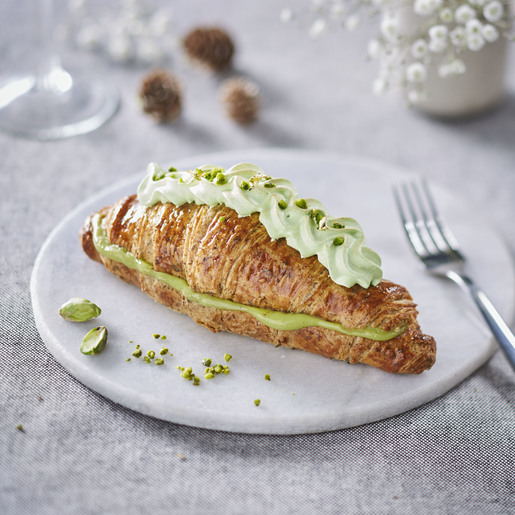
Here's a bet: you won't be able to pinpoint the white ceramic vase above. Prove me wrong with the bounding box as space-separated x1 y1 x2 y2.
394 5 508 118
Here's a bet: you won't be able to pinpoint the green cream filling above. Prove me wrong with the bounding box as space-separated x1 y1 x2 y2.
91 214 404 342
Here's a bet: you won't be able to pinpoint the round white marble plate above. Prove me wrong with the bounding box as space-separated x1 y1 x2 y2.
31 149 515 434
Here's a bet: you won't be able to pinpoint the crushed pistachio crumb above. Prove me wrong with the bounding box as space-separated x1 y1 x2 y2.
160 347 168 355
224 353 232 362
161 335 167 340
126 358 131 362
132 349 142 358
219 216 226 222
264 182 275 188
202 358 212 367
278 200 288 210
295 198 307 209
254 399 261 406
240 180 250 190
155 358 164 365
264 374 271 381
16 424 24 432
153 333 160 339
147 350 155 359
143 356 151 363
333 237 344 246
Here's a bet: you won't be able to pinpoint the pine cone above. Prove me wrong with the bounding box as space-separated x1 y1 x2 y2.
220 77 260 125
183 27 235 72
139 69 182 123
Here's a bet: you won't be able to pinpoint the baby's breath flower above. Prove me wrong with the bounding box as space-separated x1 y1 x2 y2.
466 19 483 35
439 58 466 77
309 18 327 39
467 32 485 51
373 77 387 95
455 4 476 24
407 89 428 104
440 7 454 23
429 38 447 52
482 23 499 42
406 62 427 83
429 25 448 42
368 39 382 58
330 2 345 19
411 39 428 58
280 8 294 23
450 26 468 47
380 14 399 41
483 0 503 23
345 15 360 31
414 0 442 16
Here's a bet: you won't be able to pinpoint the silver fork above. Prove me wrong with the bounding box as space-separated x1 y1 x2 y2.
393 179 515 371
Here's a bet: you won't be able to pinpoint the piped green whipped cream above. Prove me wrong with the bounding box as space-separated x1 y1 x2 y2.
137 162 383 288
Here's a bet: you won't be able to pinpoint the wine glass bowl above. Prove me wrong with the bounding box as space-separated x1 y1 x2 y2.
0 0 119 140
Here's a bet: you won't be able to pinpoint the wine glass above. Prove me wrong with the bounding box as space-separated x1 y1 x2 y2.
0 0 119 140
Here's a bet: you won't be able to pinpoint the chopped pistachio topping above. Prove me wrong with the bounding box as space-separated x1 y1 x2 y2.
16 424 24 432
161 335 167 340
126 358 131 362
333 237 344 246
138 162 383 288
80 326 108 355
155 358 164 365
132 349 142 358
59 297 101 322
152 333 160 339
160 347 168 355
147 350 155 359
254 399 261 406
202 358 212 367
219 216 226 222
264 374 271 381
224 353 232 362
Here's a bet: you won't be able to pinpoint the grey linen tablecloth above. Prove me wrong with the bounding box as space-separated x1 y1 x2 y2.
1 1 514 513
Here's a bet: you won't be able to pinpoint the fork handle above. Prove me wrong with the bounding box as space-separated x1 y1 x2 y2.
446 271 515 371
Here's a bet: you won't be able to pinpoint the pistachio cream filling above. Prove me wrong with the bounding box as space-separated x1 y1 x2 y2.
91 214 403 342
137 162 383 289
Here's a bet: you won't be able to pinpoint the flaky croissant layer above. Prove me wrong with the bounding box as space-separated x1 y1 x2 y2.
80 195 436 374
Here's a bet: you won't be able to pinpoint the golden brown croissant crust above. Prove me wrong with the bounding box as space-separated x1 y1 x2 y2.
80 194 436 374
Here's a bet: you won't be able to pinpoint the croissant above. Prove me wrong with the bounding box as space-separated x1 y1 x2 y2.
80 165 436 374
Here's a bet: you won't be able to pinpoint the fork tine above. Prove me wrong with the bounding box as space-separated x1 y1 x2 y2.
420 179 463 258
393 184 429 257
409 180 450 254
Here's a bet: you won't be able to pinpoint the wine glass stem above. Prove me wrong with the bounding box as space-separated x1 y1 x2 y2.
36 0 72 93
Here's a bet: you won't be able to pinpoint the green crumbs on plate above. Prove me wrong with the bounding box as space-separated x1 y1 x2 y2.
254 399 261 407
80 326 108 355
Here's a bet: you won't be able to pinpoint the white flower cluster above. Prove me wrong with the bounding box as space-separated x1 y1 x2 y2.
282 0 512 104
65 0 175 65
